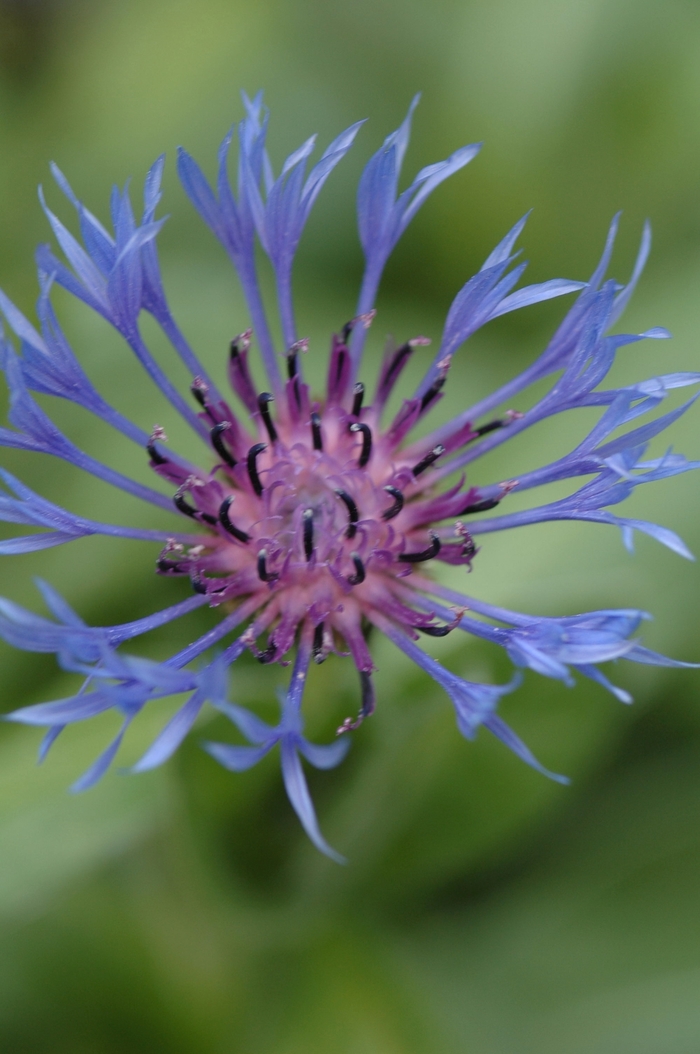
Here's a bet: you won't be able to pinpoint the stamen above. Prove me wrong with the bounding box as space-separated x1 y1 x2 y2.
147 426 168 465
459 497 501 515
190 376 209 410
347 552 366 586
257 548 277 583
351 382 364 418
173 492 198 519
310 411 323 451
342 310 376 343
157 558 185 575
418 609 463 636
337 670 375 735
257 392 278 443
335 490 359 538
350 422 372 468
419 375 446 413
147 442 168 466
219 496 251 543
474 412 522 438
412 444 445 477
454 522 477 560
210 422 237 468
313 622 325 664
382 486 404 521
286 337 309 379
303 508 314 561
230 329 252 358
191 576 208 595
257 643 277 665
399 532 441 563
247 443 267 496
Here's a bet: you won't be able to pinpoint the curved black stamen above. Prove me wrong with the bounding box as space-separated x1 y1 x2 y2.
347 552 366 585
399 532 441 563
190 377 209 410
257 548 277 583
147 442 168 466
419 375 446 413
350 422 372 468
219 496 251 543
313 622 325 664
412 444 445 477
310 412 323 451
419 622 456 637
174 492 198 519
383 342 413 390
303 508 314 561
210 422 237 468
381 486 404 521
460 497 501 515
247 443 267 496
351 382 364 418
257 642 277 664
257 392 278 443
157 558 185 575
286 351 298 379
335 489 359 538
337 670 375 735
191 576 208 595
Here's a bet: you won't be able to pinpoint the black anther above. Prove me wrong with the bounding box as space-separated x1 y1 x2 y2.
229 330 251 359
310 412 323 451
192 576 208 595
347 552 366 586
257 392 278 443
335 490 359 538
475 418 506 437
460 497 501 515
200 512 218 526
257 643 277 664
219 496 250 543
174 492 198 519
157 558 185 575
190 377 209 409
412 444 446 477
247 443 267 496
351 382 364 418
313 622 325 664
350 422 372 468
286 351 298 379
341 319 354 343
419 622 456 637
303 509 314 561
461 536 477 560
383 342 413 388
398 532 441 563
381 486 404 521
360 670 375 717
419 375 446 413
146 442 168 466
257 548 277 583
210 422 237 468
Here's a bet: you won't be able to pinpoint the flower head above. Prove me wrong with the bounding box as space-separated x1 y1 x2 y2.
0 94 697 859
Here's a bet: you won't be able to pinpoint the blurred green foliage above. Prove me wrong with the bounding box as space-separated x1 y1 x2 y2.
0 0 700 1050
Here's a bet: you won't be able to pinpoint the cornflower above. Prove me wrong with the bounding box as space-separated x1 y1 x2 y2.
0 93 697 861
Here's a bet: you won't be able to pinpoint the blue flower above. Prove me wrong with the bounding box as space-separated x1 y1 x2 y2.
0 93 697 860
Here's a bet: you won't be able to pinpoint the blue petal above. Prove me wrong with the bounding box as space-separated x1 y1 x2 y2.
280 737 345 863
203 739 275 771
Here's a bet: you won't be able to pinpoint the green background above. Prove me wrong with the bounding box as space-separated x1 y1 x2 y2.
1 0 700 1050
